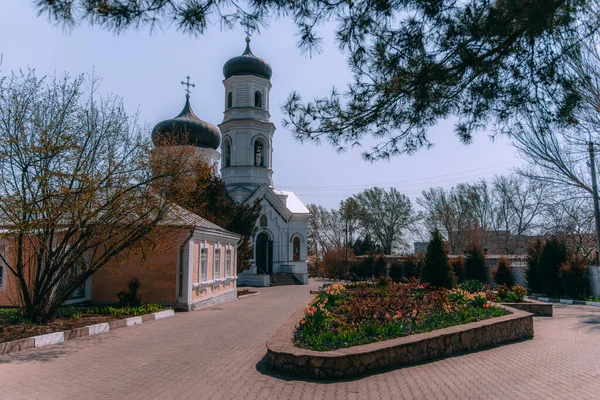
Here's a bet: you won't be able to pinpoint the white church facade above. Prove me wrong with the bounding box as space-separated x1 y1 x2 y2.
152 38 309 287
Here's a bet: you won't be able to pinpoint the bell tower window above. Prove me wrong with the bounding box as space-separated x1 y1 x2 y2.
254 91 263 108
224 140 231 167
227 91 233 109
254 141 265 167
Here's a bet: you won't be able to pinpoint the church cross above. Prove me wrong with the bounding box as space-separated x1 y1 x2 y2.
181 76 196 98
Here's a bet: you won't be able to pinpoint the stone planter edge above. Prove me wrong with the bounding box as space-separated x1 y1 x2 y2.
266 303 534 379
499 299 553 317
0 309 174 357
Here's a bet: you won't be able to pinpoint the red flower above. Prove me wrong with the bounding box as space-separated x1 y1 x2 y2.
483 303 490 309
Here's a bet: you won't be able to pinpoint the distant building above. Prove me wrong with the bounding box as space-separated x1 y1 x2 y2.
414 242 428 254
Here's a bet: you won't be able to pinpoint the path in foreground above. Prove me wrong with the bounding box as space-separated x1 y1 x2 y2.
2 281 600 400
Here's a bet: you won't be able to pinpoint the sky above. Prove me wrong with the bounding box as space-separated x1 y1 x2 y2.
0 1 523 210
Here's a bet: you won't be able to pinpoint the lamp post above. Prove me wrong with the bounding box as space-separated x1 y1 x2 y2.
588 139 600 266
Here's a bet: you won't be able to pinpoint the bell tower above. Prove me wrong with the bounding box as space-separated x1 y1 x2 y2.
219 37 276 203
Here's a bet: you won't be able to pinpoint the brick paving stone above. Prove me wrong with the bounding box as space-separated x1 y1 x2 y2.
1 279 600 399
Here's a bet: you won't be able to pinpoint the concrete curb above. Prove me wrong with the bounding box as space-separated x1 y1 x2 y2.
527 296 599 307
0 309 174 357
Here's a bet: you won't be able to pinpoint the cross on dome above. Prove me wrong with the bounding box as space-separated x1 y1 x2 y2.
180 76 196 98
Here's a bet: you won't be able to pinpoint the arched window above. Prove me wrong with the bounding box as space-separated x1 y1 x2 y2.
254 91 263 108
260 215 267 227
224 140 231 167
227 92 233 109
293 237 301 261
254 141 265 167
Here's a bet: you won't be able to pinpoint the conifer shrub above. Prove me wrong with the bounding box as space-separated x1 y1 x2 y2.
525 239 543 292
559 257 589 299
421 230 455 289
450 256 465 283
492 257 514 287
464 243 488 283
538 237 568 296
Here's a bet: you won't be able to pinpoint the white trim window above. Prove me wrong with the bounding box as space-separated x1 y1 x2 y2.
226 248 232 278
214 247 221 280
0 243 7 291
199 248 208 282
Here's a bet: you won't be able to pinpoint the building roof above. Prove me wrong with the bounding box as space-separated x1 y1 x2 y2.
164 203 241 238
223 37 273 80
152 97 221 150
273 189 310 214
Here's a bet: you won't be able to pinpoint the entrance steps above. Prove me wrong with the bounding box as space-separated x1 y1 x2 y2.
273 274 302 286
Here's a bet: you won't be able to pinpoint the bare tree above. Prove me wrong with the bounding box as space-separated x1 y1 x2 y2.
543 196 596 259
511 34 600 197
418 185 474 254
491 174 546 252
353 187 421 254
465 180 494 249
0 70 187 322
306 204 345 255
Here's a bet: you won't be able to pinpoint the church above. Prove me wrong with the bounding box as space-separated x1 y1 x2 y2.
152 38 310 287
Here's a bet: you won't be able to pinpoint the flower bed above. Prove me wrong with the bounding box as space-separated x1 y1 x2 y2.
0 304 165 343
294 280 509 352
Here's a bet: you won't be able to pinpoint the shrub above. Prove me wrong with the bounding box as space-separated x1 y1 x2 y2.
350 256 375 280
322 248 353 279
525 239 543 292
538 237 568 296
421 229 455 289
458 279 486 294
389 256 422 283
492 257 514 287
0 308 23 324
389 260 403 282
373 255 387 279
307 255 324 278
559 257 589 299
496 285 527 302
464 243 488 283
450 256 465 284
404 255 422 279
116 278 143 307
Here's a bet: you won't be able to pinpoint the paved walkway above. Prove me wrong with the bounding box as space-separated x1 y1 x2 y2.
2 280 600 399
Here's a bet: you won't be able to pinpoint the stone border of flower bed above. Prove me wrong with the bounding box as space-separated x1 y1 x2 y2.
266 304 533 380
527 295 600 308
499 299 553 317
0 309 174 357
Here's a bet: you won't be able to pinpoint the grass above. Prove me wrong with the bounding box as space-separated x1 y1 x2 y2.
0 304 167 343
0 304 165 324
585 297 600 303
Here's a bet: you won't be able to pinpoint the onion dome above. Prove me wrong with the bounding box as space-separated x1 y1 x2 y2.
223 37 272 80
152 96 221 150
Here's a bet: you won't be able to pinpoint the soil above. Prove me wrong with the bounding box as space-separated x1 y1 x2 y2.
2 314 128 344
